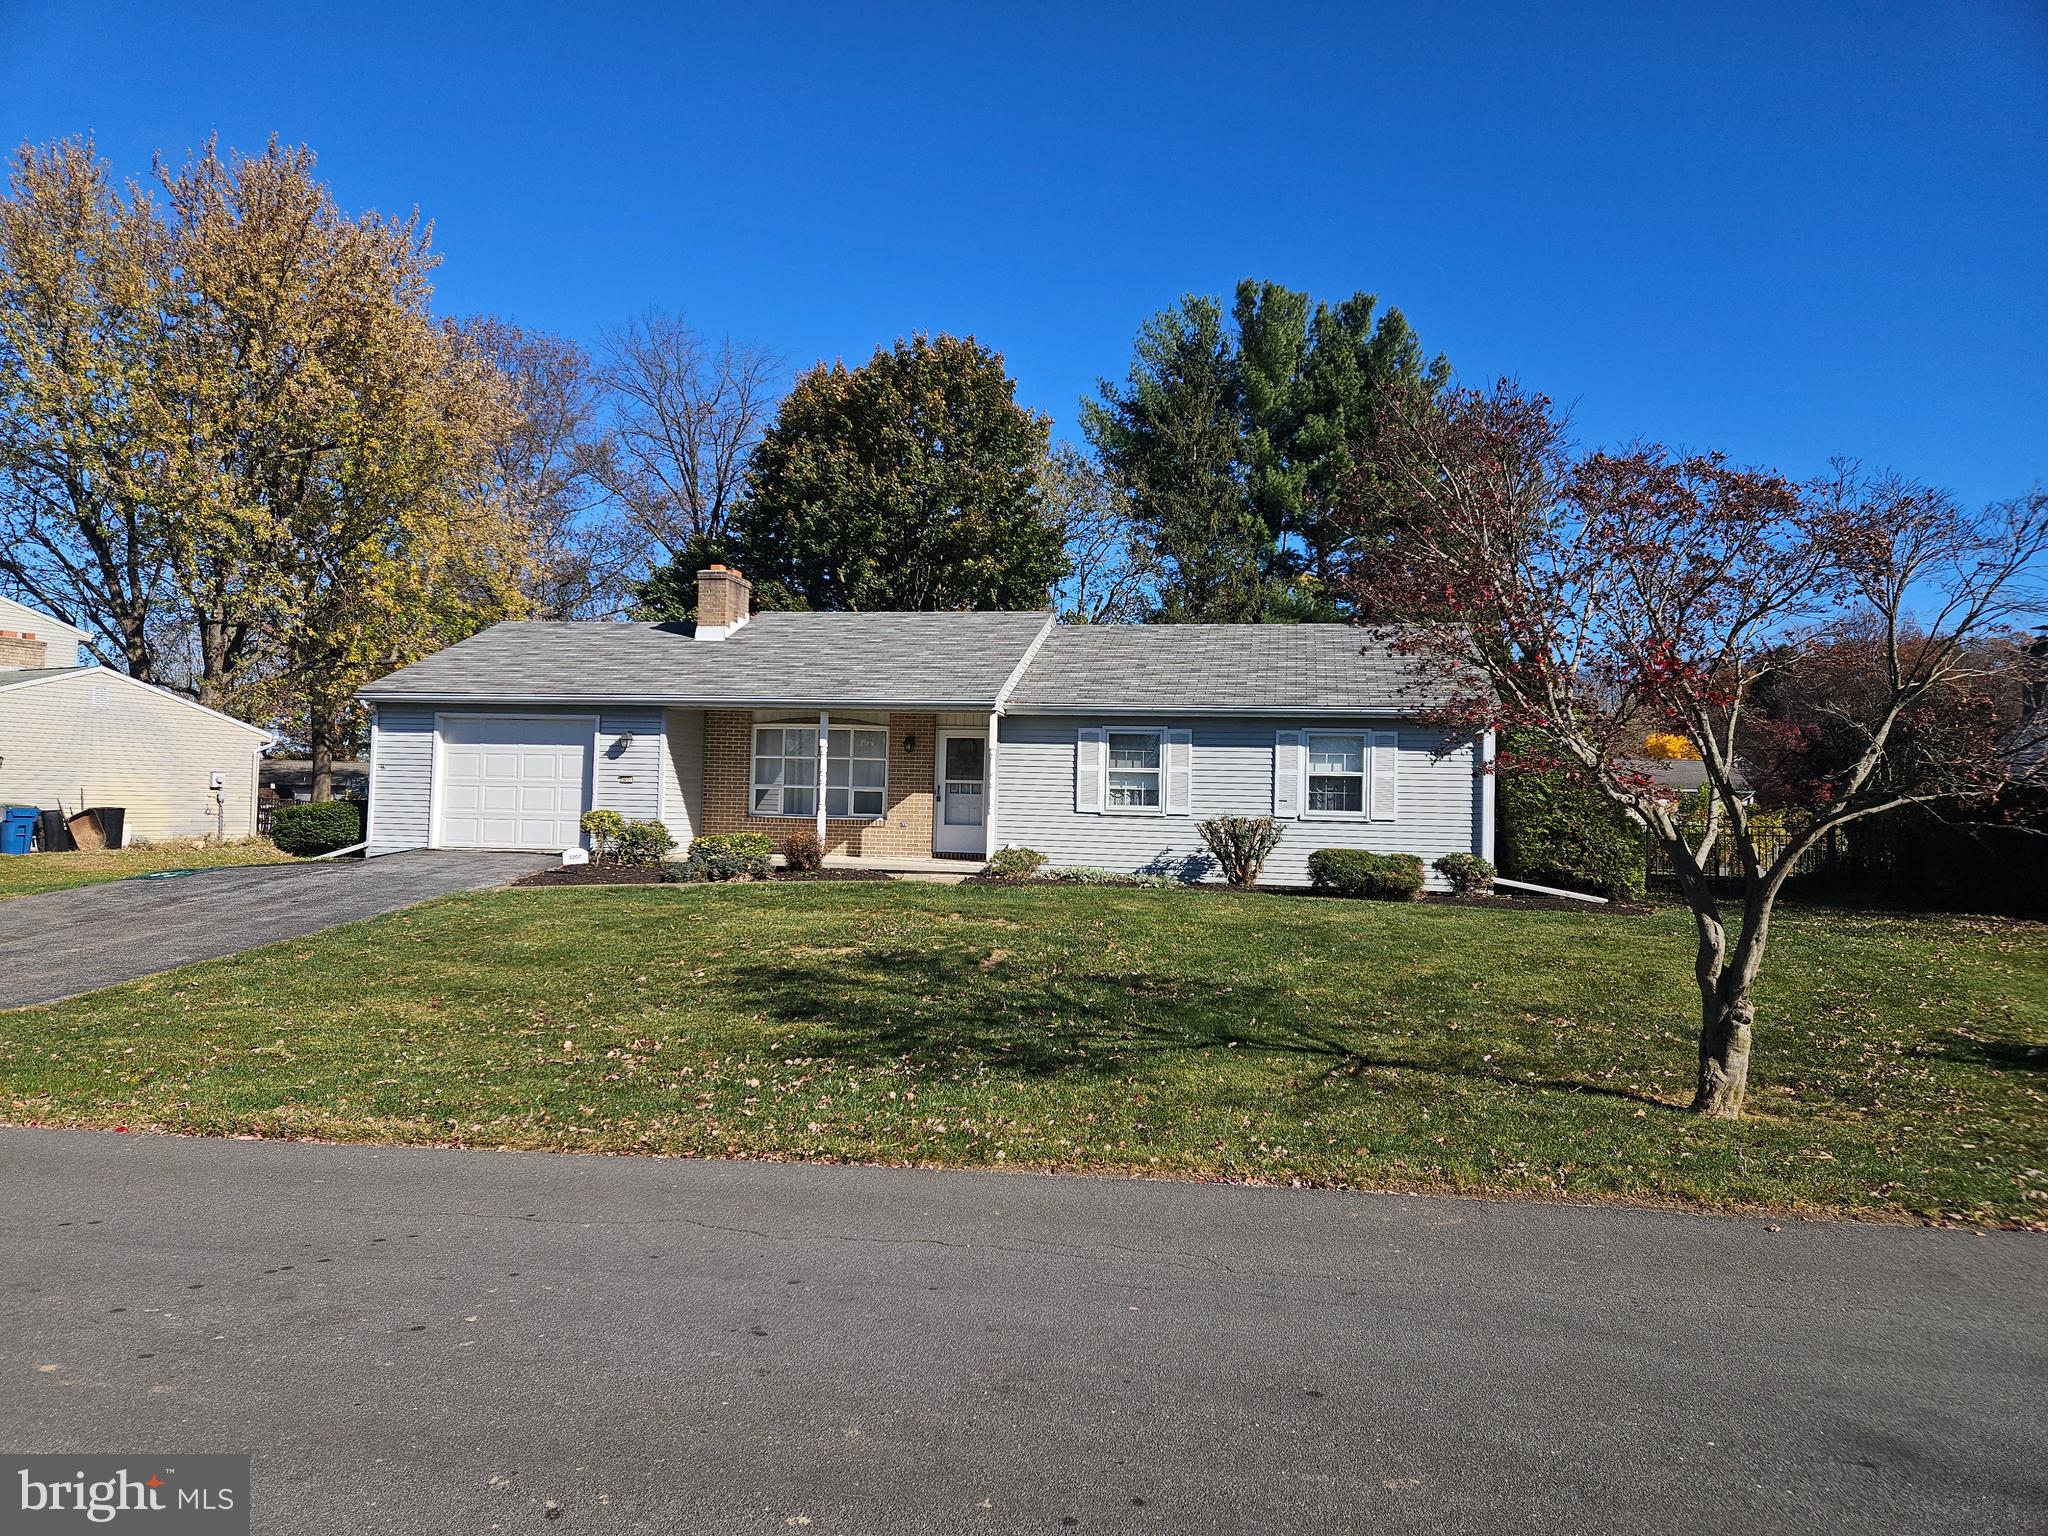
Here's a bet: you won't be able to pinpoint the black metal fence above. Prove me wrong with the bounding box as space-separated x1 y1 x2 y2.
1645 824 1834 883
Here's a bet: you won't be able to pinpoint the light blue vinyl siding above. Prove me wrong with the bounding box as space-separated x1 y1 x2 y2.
365 704 663 855
995 713 1484 887
367 705 434 855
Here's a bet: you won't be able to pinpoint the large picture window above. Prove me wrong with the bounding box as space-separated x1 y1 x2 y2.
826 726 889 818
1105 729 1163 811
752 725 889 819
1305 732 1366 816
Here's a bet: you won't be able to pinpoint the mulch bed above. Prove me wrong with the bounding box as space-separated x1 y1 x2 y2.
515 864 893 888
517 863 1640 910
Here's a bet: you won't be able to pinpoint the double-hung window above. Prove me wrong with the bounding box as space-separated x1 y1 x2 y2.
1305 732 1367 816
752 725 889 819
1105 729 1163 812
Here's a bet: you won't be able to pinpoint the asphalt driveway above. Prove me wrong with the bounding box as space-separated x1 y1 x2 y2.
0 851 550 1008
4 1129 2041 1535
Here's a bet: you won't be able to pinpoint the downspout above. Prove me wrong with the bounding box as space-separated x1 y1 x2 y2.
1480 728 1497 865
985 709 1000 858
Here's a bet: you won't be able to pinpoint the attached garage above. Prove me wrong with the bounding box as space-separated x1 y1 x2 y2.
433 714 594 851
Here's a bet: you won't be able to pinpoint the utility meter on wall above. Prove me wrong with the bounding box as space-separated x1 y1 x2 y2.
209 772 224 791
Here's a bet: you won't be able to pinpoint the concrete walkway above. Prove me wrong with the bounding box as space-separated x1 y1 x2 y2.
4 1129 2042 1534
0 851 549 1007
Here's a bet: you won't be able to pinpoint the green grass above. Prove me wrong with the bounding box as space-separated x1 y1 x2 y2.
0 838 297 899
3 883 2044 1223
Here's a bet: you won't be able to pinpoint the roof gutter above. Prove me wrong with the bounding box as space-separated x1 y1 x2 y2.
355 692 1010 712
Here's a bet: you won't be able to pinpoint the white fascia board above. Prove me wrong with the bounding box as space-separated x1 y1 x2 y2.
356 692 1010 712
990 613 1057 715
1003 703 1430 718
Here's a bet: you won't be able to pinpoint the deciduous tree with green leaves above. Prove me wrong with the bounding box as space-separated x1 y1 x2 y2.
730 334 1063 611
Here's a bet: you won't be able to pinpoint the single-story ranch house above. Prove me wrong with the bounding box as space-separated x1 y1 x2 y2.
358 566 1495 887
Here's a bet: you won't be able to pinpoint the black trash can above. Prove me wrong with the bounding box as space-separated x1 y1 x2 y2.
86 807 126 849
38 808 73 853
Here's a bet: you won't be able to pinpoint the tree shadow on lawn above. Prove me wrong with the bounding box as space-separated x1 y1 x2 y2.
1913 1033 2048 1074
724 945 1677 1111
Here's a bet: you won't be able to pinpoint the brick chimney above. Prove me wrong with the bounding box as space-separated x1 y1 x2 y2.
0 629 47 670
695 565 752 640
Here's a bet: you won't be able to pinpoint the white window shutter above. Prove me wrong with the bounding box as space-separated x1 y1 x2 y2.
1371 730 1400 822
1165 729 1193 815
1076 727 1105 814
1273 730 1303 818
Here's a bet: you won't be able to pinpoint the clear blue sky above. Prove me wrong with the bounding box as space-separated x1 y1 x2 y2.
5 1 2044 508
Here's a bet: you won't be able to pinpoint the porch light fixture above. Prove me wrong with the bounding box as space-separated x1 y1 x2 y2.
902 733 918 754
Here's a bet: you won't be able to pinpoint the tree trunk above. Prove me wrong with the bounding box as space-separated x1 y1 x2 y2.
309 718 334 803
1693 977 1755 1118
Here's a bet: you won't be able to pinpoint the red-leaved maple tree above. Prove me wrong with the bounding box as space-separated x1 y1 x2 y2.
1348 380 2048 1117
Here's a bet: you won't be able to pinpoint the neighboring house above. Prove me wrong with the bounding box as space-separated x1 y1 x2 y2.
0 598 274 844
260 759 370 803
357 565 1494 887
1630 755 1753 805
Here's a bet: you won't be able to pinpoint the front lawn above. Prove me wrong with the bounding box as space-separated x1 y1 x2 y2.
0 838 297 899
3 883 2043 1223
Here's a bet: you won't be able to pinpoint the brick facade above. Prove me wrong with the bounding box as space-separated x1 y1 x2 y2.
699 709 937 858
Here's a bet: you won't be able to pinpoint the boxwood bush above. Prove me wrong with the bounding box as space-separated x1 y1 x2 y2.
1306 848 1425 900
611 819 676 867
1433 851 1496 894
269 800 365 856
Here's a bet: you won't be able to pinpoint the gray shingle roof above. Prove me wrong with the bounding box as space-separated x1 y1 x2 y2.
0 665 89 688
1003 624 1469 713
358 610 1054 709
1627 756 1752 797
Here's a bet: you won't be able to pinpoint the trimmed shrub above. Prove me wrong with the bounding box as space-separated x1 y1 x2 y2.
779 829 824 873
612 818 676 867
1433 852 1496 895
1307 848 1425 900
1197 815 1284 888
1496 732 1646 899
689 832 774 861
579 809 627 861
983 845 1047 881
270 800 365 856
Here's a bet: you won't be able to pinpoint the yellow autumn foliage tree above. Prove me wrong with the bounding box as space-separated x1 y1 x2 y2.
1642 731 1700 761
2 135 537 797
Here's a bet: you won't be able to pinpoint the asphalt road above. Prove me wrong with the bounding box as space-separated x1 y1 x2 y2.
0 851 550 1007
4 1129 2042 1535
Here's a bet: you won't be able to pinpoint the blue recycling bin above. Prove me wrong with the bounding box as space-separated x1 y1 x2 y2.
1 805 39 856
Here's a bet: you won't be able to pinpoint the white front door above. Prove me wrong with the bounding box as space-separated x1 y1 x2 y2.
933 731 987 856
437 714 592 850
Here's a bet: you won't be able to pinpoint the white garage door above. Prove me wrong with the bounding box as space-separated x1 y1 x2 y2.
437 715 592 850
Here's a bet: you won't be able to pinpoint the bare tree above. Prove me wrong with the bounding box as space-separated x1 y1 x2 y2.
459 316 636 618
1351 380 2048 1118
1040 441 1156 623
592 309 782 562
